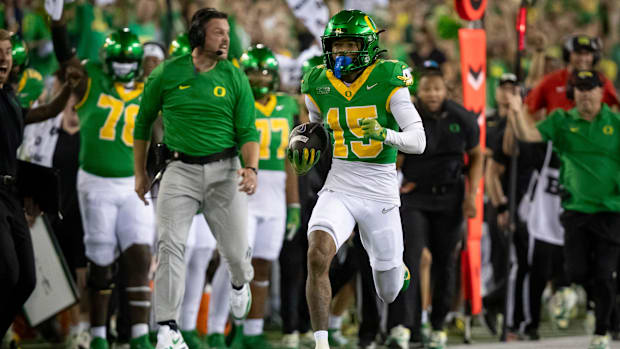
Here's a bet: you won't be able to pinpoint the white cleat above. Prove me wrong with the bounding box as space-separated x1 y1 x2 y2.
155 325 188 349
281 331 300 349
230 283 252 320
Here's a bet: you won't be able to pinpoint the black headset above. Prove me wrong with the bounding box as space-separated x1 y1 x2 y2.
188 8 227 50
562 34 601 64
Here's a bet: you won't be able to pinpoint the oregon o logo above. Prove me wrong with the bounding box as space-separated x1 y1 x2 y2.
214 86 226 97
345 90 352 98
603 125 614 135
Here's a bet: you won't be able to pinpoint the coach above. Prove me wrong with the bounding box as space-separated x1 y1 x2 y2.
133 7 259 346
510 69 620 348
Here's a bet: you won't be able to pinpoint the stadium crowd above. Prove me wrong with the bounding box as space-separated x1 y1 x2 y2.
1 1 620 349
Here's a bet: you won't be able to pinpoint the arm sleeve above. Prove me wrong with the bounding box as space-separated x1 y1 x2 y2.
233 72 259 146
304 94 323 123
134 63 164 141
384 87 426 154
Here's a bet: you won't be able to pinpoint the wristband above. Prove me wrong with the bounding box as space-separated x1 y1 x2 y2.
245 166 258 175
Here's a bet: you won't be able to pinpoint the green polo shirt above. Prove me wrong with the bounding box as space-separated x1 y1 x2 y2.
537 104 620 213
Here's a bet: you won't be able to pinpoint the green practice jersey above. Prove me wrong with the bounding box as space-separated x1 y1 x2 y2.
537 104 620 213
301 59 413 164
255 93 298 171
76 62 143 178
135 54 258 156
16 68 44 108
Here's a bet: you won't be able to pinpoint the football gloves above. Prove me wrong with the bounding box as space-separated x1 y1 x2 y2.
361 118 386 142
287 148 321 175
285 204 301 241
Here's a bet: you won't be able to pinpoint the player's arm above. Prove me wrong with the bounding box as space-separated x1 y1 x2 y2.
286 95 323 175
24 82 72 124
285 159 301 240
47 2 88 100
361 87 426 154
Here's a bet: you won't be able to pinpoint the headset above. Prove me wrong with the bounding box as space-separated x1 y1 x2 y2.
188 8 227 50
562 34 601 64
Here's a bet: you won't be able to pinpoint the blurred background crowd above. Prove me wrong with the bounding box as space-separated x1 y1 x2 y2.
3 0 620 104
3 0 620 348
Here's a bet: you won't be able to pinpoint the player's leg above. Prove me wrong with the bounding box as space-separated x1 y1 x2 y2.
180 215 215 349
306 190 356 348
206 263 231 348
77 172 120 348
117 185 156 348
354 198 406 304
154 161 204 348
242 214 287 347
203 158 253 320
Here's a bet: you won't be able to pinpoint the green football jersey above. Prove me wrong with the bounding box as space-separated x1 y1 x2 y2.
16 68 44 108
255 93 298 171
76 62 143 178
301 59 413 164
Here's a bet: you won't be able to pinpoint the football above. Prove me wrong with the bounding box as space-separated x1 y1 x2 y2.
287 122 329 155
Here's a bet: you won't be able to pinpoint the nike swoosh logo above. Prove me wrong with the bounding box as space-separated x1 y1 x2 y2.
382 206 396 214
276 105 284 111
366 83 378 90
179 85 190 90
172 338 180 345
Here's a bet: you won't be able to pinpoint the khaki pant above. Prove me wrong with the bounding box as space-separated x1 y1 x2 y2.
154 158 253 322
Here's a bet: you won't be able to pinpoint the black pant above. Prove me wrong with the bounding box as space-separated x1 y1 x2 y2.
386 205 421 335
525 238 567 332
399 204 463 331
0 186 36 336
354 233 382 346
279 226 311 334
508 220 529 330
561 210 620 335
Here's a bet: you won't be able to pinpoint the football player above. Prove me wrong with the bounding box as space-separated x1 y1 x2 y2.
207 44 300 349
48 5 155 349
9 35 44 108
291 10 426 349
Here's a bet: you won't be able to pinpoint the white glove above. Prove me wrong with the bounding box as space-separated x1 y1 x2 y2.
44 0 64 21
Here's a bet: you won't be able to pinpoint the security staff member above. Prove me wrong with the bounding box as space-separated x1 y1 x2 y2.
510 69 620 349
396 62 483 349
0 28 72 336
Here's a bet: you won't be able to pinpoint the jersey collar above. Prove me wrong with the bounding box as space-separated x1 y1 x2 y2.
325 61 378 101
255 94 277 116
114 82 144 102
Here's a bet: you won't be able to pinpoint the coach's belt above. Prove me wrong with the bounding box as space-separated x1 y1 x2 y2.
0 174 16 186
172 147 237 165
